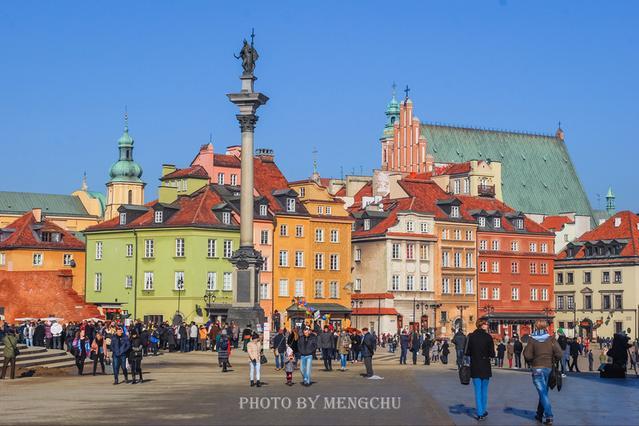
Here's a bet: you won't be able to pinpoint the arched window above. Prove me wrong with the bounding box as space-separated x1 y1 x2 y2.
128 190 133 204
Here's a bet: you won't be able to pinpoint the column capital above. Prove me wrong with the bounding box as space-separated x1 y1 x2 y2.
236 114 259 132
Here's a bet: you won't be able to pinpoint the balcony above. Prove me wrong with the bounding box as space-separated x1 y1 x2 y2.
478 184 495 197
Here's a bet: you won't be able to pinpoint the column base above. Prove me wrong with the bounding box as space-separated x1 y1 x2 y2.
227 306 266 332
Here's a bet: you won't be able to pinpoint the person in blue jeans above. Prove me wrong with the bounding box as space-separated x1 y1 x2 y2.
272 329 287 370
297 327 318 386
465 319 495 421
110 327 131 385
524 320 563 425
399 330 409 365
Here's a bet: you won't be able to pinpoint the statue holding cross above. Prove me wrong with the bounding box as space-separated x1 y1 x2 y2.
234 29 259 76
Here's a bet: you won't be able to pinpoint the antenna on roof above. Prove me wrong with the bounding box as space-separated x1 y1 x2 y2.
209 133 213 144
340 166 344 180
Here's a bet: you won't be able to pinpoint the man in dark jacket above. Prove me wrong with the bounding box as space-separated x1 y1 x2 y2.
178 323 188 352
409 329 421 365
360 327 376 377
273 329 287 370
513 337 524 369
452 330 467 368
569 338 581 372
318 326 335 371
399 330 409 365
111 328 131 384
1 328 18 380
465 319 495 421
298 327 318 386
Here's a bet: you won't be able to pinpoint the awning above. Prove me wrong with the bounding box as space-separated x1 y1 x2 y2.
286 303 352 315
480 312 553 321
352 307 399 316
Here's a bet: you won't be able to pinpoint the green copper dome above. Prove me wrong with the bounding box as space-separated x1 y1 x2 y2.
382 92 400 138
109 124 143 183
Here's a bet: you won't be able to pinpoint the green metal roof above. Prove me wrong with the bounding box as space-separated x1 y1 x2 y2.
0 191 93 217
422 124 594 219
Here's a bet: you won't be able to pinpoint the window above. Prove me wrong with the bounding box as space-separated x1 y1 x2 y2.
454 229 462 240
465 230 473 241
222 212 231 225
491 261 499 273
614 271 622 283
317 206 324 215
363 219 371 231
420 276 430 291
514 218 523 229
290 225 301 238
420 222 429 234
280 224 288 236
479 261 487 273
314 280 324 298
223 240 233 258
119 213 127 225
126 244 133 257
511 287 519 301
391 275 400 291
259 204 268 216
207 272 217 290
392 244 401 260
125 275 133 289
556 295 564 310
453 278 462 294
465 278 474 294
260 230 269 245
442 228 449 239
614 294 623 310
326 206 332 216
442 251 449 267
279 250 289 267
530 288 538 301
529 243 537 253
454 252 461 268
540 263 548 275
567 295 575 309
144 272 154 290
480 287 488 300
451 206 460 218
144 239 154 258
262 257 269 271
175 238 185 257
230 174 237 186
602 271 611 284
453 179 461 194
329 254 339 270
530 262 537 274
174 271 185 290
207 239 216 257
420 244 429 261
540 243 548 253
602 295 611 310
463 178 469 193
299 187 306 198
329 281 339 298
314 253 324 270
355 278 362 291
406 221 414 232
217 173 224 185
478 217 486 227
63 253 73 266
278 279 289 297
407 244 416 260
286 198 296 212
493 217 501 228
355 248 362 262
492 287 500 300
442 278 450 294
315 228 324 243
511 241 519 252
0 252 5 266
583 271 591 284
567 272 574 284
154 210 163 224
479 240 488 250
406 275 414 291
511 262 519 273
294 280 304 297
94 273 103 292
614 321 623 334
491 240 500 251
260 283 269 300
541 288 548 301
223 272 232 291
96 242 103 260
295 251 304 267
556 272 564 284
330 229 339 243
465 252 473 268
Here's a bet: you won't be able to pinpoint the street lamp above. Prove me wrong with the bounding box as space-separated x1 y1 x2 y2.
483 304 495 333
175 277 184 324
203 290 217 322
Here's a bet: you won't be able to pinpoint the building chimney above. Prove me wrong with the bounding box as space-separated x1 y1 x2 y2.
226 145 242 158
255 148 275 163
32 208 42 223
556 122 564 141
161 164 177 177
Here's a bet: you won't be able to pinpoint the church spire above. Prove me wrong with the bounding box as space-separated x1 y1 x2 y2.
606 186 616 217
81 172 88 191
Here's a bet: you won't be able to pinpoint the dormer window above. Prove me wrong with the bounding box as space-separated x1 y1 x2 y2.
420 222 429 233
299 187 306 198
119 213 127 225
259 204 268 216
222 212 231 225
363 219 371 231
493 217 501 228
317 206 324 215
286 198 296 213
154 211 163 224
451 206 460 218
514 218 524 229
325 206 332 215
217 173 225 185
230 174 237 186
406 221 414 232
614 217 621 227
41 232 61 242
478 217 486 227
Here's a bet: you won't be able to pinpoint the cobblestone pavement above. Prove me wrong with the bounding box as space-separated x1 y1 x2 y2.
1 349 636 425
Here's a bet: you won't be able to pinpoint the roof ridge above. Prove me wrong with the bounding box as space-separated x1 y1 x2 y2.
423 121 557 139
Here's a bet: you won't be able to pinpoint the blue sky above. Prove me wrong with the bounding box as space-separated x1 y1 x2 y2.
0 1 637 211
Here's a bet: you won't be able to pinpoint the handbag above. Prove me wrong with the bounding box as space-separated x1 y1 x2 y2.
458 336 471 385
549 361 559 390
260 354 268 364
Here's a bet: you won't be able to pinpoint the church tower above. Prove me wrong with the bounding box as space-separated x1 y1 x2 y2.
104 113 145 220
380 84 400 171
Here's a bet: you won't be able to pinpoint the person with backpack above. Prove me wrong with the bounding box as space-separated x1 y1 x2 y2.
217 329 231 372
1 327 19 380
465 319 495 421
129 330 144 384
90 331 108 375
523 320 563 425
337 329 351 371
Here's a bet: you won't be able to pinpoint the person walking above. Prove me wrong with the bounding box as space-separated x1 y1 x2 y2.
287 328 300 368
297 327 318 386
361 327 376 378
506 340 514 368
1 328 18 380
111 327 130 384
129 330 144 384
273 329 287 370
452 329 467 369
337 329 351 371
523 320 563 425
247 333 262 387
465 319 495 421
569 338 581 372
409 328 421 365
217 329 231 372
90 331 108 375
51 321 63 350
421 334 432 365
284 346 295 385
496 340 506 368
319 325 335 371
514 337 523 369
557 333 568 376
189 322 198 352
73 330 90 375
399 329 409 365
441 339 450 365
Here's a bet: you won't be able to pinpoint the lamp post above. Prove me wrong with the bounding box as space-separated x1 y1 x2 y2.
429 303 442 338
412 297 416 331
456 304 469 333
204 290 217 322
483 304 495 333
175 277 184 324
377 297 382 337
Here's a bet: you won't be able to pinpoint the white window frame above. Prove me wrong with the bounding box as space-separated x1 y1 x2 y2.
354 248 362 262
442 278 450 294
493 217 501 228
406 275 414 291
479 261 487 273
119 212 127 225
144 272 154 290
217 173 225 185
95 241 103 260
511 287 519 301
491 261 499 273
144 239 154 258
451 205 460 218
94 272 103 292
295 250 304 267
207 239 216 257
223 272 232 291
125 275 133 289
329 254 339 270
154 210 163 224
406 221 414 232
420 222 429 234
492 287 500 300
454 278 462 294
478 217 486 227
33 252 44 266
175 238 185 257
392 243 401 260
480 287 488 300
174 271 185 291
391 275 400 291
259 204 268 216
465 278 474 294
260 230 269 245
314 280 324 298
222 212 231 225
278 279 289 297
223 240 233 258
314 253 324 270
63 253 73 266
286 198 296 212
126 244 133 257
329 281 339 298
330 229 339 243
295 225 304 238
363 219 371 231
294 279 304 297
279 250 289 267
355 278 362 291
207 272 217 290
420 276 430 291
315 228 324 243
230 174 237 186
280 224 288 237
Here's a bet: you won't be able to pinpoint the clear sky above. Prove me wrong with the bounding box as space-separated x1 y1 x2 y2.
0 1 637 211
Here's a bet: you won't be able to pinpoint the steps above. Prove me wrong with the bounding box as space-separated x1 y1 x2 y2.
1 344 78 369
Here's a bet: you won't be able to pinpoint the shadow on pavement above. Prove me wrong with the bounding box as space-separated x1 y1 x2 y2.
448 403 476 419
504 406 537 420
567 371 639 388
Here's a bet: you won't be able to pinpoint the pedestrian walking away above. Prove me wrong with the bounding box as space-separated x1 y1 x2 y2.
465 319 495 421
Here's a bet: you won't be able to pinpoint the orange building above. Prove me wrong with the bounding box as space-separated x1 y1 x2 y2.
0 208 86 295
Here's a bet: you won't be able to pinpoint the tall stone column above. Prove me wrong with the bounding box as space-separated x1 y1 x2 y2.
226 70 269 329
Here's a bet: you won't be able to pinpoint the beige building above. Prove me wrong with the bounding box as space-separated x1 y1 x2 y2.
431 160 503 201
554 211 639 340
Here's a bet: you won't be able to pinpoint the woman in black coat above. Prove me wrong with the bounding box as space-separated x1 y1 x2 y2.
465 319 495 421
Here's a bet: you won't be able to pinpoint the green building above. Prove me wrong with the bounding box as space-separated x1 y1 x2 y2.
84 164 240 324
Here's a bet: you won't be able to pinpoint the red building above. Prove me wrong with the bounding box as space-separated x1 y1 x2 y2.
459 196 555 339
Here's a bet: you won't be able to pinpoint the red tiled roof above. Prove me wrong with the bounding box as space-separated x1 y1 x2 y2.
0 211 85 250
213 154 241 168
160 165 209 180
438 162 471 176
352 307 399 316
352 292 395 300
352 182 373 203
334 187 346 197
253 157 292 213
540 215 574 231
